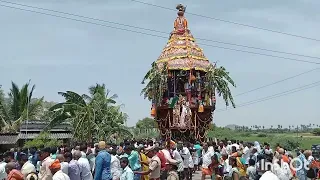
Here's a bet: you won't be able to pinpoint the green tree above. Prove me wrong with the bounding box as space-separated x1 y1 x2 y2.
312 128 320 136
48 83 132 142
136 117 157 129
0 82 43 132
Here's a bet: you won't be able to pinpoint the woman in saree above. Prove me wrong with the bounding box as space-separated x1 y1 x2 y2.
231 152 246 178
138 146 149 180
226 157 240 180
210 154 223 180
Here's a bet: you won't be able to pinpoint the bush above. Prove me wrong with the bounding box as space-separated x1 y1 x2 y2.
239 132 251 137
272 137 301 151
257 133 267 137
312 128 320 136
23 132 62 149
207 127 235 139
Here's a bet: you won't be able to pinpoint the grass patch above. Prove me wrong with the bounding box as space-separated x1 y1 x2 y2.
207 129 319 149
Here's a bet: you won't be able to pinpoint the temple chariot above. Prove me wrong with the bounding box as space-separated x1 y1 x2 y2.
141 4 235 142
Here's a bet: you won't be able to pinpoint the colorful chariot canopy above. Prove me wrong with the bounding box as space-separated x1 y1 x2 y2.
156 4 211 71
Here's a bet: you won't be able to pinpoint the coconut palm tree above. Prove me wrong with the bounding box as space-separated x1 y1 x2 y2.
0 82 43 133
205 65 236 108
48 83 132 142
87 83 118 104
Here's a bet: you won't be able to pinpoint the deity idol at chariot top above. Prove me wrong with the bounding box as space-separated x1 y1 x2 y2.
156 4 210 72
173 4 188 35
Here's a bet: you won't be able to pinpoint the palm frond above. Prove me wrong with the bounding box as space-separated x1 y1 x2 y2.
19 83 29 115
26 97 44 119
205 64 236 108
45 109 71 130
28 84 36 104
58 91 87 106
141 62 157 84
140 62 168 105
89 83 106 96
49 103 65 111
0 87 10 125
9 81 21 120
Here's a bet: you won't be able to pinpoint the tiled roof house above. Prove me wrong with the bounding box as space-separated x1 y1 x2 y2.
0 120 72 150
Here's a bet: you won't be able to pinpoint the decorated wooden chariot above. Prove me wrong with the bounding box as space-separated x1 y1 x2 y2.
141 4 235 142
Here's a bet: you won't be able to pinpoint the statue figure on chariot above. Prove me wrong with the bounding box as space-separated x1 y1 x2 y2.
172 4 188 36
141 4 236 141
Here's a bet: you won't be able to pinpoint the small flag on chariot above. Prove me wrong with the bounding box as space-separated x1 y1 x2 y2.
169 96 179 108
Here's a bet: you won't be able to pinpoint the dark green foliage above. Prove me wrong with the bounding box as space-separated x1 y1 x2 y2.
272 137 301 150
23 132 61 149
312 128 320 136
0 81 43 133
239 132 252 137
136 117 157 129
257 133 267 137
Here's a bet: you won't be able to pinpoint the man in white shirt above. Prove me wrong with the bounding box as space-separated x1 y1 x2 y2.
221 153 231 178
74 150 93 180
264 143 273 155
110 150 121 180
208 142 214 153
56 154 68 175
180 142 192 180
242 142 252 164
49 159 70 180
171 145 183 179
19 153 36 178
119 157 134 180
231 140 240 151
226 141 232 155
201 143 214 180
218 141 227 155
39 147 54 180
239 141 244 150
80 145 87 158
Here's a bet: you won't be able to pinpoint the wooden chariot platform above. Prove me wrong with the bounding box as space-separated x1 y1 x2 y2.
156 105 214 142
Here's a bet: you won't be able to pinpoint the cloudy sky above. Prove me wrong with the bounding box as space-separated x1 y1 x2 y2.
1 0 319 127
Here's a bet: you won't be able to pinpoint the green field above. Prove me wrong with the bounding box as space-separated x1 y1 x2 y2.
207 130 320 150
239 133 320 149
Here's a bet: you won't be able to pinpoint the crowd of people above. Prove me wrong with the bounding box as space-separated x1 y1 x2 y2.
0 138 319 180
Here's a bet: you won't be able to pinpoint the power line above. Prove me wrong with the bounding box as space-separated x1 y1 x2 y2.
235 67 320 97
2 2 319 113
1 0 320 61
1 4 320 65
216 80 320 112
3 3 319 105
131 0 320 42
